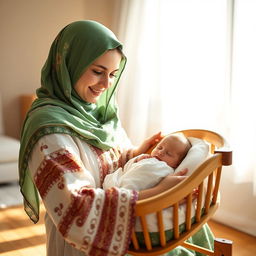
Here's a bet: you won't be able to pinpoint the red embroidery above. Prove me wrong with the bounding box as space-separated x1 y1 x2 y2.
94 198 101 216
110 148 122 171
123 190 138 253
54 203 63 216
40 144 48 152
119 205 126 218
112 245 120 256
89 187 119 255
89 145 111 186
58 187 95 237
116 224 125 242
81 236 91 251
34 149 82 198
120 191 128 203
57 177 65 190
87 218 97 234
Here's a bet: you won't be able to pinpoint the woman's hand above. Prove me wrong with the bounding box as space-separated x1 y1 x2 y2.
156 168 188 192
133 132 163 157
138 168 188 200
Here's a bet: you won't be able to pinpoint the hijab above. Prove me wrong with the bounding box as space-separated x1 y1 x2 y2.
19 20 127 223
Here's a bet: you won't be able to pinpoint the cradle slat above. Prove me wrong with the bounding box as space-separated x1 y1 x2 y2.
185 193 192 230
131 230 140 250
156 210 166 246
140 215 152 250
196 183 204 222
212 167 222 204
205 173 214 214
173 203 179 239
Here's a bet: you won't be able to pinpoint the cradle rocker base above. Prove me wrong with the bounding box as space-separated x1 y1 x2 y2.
183 238 233 256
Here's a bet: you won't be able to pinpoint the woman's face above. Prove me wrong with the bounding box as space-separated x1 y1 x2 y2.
74 49 122 103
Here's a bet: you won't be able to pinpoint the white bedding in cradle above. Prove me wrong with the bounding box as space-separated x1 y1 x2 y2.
103 137 209 232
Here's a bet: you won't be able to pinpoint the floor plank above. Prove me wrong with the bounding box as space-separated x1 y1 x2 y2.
208 220 256 256
0 205 46 256
0 204 255 256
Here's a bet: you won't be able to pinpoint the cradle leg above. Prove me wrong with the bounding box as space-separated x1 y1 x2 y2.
213 238 233 256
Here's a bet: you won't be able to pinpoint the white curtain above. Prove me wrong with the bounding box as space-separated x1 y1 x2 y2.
229 0 256 191
116 0 256 193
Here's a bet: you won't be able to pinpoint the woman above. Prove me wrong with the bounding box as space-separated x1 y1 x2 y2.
19 21 213 256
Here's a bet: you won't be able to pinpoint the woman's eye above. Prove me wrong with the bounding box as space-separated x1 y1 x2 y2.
93 70 102 75
110 73 117 78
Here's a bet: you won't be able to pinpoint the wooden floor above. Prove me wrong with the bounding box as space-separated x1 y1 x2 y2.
0 204 255 256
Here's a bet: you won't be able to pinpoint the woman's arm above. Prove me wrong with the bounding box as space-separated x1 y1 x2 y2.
28 133 138 256
138 169 188 200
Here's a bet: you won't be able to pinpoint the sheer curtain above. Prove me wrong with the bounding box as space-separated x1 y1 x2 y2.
229 0 256 192
116 0 256 193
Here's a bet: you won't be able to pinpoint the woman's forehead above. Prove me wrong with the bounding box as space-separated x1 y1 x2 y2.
93 50 122 68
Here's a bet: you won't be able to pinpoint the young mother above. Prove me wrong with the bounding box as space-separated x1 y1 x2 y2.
19 21 212 256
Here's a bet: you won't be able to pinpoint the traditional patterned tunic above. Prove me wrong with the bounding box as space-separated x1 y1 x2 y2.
28 133 137 256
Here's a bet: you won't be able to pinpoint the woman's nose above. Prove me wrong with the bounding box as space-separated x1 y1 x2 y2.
100 76 111 89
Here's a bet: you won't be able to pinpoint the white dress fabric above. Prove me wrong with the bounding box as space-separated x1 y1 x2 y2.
28 131 137 256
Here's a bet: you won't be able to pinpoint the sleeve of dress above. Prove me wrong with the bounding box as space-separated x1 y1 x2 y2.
28 133 138 256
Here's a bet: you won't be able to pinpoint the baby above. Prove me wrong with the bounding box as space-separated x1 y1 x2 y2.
144 132 191 168
103 133 191 191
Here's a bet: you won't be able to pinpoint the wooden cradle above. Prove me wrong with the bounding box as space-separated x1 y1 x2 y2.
128 129 233 256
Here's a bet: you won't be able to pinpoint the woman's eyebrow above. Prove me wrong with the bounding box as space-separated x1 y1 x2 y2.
93 64 119 72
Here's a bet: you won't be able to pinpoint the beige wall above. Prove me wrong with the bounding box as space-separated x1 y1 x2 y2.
0 0 118 138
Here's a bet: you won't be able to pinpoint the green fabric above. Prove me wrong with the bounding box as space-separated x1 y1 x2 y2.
18 20 126 223
163 224 214 256
127 224 214 256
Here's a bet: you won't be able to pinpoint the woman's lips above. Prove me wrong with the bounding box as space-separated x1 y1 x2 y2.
89 87 104 96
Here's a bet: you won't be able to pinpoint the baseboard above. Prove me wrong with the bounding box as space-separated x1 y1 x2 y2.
212 208 256 237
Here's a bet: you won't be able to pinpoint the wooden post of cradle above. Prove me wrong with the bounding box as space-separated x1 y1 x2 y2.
213 238 233 256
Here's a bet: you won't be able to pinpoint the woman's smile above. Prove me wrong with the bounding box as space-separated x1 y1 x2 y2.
89 86 105 96
74 49 122 103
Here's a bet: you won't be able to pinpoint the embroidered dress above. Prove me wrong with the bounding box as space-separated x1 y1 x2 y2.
29 133 137 256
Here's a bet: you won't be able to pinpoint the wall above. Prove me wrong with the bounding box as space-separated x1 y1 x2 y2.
213 167 256 236
0 0 117 139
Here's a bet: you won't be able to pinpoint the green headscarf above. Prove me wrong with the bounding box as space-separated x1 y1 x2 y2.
19 20 127 223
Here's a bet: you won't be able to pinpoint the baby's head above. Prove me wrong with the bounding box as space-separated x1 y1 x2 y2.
151 133 191 168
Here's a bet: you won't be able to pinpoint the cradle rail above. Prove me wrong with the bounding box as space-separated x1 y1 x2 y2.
128 129 232 256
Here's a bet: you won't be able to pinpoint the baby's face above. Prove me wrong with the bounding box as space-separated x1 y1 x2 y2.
151 135 186 168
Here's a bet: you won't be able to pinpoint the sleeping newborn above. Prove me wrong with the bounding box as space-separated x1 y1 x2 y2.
103 134 209 235
103 133 191 191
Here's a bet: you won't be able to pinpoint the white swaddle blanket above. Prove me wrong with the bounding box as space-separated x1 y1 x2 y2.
103 137 209 232
103 156 174 191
